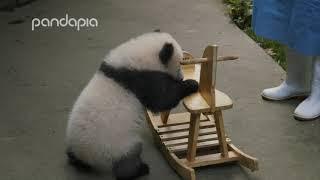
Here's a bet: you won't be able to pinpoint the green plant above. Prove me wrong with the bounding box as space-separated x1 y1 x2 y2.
223 0 286 70
224 0 252 30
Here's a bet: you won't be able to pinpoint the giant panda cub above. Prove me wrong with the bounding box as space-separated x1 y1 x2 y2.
65 32 199 180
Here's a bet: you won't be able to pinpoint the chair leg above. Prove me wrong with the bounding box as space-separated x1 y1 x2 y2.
213 110 229 157
186 113 201 161
160 111 170 124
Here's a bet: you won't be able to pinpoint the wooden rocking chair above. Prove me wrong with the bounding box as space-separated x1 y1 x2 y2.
146 45 258 180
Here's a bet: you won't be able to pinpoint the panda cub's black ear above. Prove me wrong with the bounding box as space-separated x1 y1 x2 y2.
159 43 174 65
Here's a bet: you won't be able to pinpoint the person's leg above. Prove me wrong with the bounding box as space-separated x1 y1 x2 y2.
294 56 320 120
261 47 312 100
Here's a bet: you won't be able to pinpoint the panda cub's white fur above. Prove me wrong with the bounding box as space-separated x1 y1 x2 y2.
66 73 143 170
66 32 198 179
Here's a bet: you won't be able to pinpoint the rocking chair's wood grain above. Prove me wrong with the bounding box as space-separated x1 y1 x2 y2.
157 120 214 134
182 58 233 113
183 89 233 113
181 151 239 168
164 134 219 146
159 127 217 141
214 110 229 157
168 138 232 153
186 113 201 161
160 111 170 124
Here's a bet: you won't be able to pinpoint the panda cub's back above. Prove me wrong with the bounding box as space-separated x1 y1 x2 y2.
66 72 144 167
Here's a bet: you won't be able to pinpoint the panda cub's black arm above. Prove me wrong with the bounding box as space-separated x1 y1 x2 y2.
122 71 198 112
129 71 199 112
99 62 199 113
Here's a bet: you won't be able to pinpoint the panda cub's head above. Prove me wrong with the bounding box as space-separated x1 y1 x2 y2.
105 32 184 80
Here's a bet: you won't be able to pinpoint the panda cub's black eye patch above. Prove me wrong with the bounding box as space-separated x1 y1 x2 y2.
159 43 174 65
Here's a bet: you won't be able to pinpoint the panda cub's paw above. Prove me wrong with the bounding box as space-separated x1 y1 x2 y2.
114 162 149 180
182 79 199 95
66 150 93 172
137 162 150 177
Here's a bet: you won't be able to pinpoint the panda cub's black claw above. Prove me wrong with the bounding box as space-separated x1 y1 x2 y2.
183 79 199 95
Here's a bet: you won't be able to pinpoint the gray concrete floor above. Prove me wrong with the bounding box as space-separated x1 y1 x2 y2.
1 0 320 179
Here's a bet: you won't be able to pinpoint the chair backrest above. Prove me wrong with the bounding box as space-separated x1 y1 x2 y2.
199 45 218 111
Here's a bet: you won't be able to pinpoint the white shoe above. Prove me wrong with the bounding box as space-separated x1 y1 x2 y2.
261 82 309 101
261 47 312 101
294 57 320 121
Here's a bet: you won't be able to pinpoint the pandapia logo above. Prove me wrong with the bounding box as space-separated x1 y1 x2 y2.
31 14 98 31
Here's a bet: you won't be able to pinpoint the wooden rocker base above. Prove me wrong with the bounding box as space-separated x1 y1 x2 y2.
146 111 258 180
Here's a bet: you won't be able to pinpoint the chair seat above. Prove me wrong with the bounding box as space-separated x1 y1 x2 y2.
183 89 233 113
182 64 233 113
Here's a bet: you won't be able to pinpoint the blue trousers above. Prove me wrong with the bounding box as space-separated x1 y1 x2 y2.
253 0 320 56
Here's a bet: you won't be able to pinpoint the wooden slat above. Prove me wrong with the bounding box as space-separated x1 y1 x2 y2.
164 134 218 146
181 151 239 168
207 114 214 122
145 110 196 180
170 140 218 153
153 112 207 128
168 138 231 153
160 127 216 141
158 118 208 128
165 136 231 147
157 121 214 134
